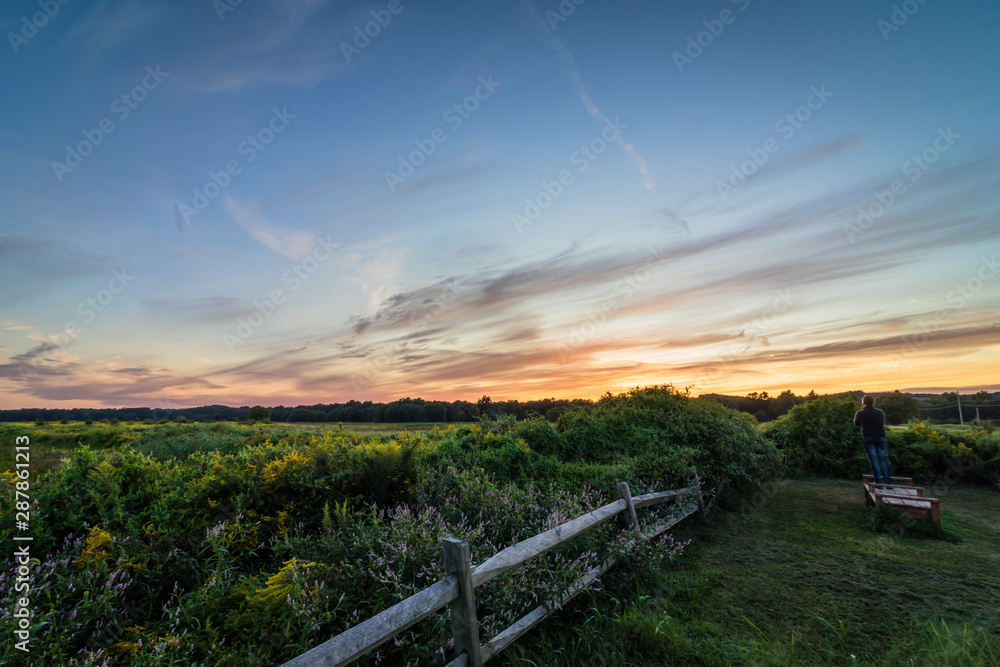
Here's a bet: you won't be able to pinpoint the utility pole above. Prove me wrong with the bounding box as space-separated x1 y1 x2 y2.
957 393 964 425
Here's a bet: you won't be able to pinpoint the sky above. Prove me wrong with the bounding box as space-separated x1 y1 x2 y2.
1 0 998 410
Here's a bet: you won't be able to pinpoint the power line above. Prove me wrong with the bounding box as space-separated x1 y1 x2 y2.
918 403 994 410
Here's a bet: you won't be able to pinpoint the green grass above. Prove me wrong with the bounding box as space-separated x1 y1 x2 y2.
0 422 133 477
495 477 1000 666
0 421 448 478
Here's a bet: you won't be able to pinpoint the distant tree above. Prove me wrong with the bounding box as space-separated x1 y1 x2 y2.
477 395 494 419
423 402 448 423
771 390 799 419
249 405 271 422
288 408 314 422
875 391 920 425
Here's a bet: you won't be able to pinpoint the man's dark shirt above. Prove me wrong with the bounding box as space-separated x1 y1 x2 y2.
854 405 886 440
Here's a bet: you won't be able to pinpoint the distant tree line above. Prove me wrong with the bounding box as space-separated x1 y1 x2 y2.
0 396 595 424
700 390 815 422
699 389 999 425
2 390 994 425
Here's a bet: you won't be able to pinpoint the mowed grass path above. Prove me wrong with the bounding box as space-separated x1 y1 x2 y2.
498 478 1000 666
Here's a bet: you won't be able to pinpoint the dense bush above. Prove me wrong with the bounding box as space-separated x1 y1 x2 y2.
760 396 866 477
559 386 781 495
887 421 999 487
423 386 779 499
0 424 693 666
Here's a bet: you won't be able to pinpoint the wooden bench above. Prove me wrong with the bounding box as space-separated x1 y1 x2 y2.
862 475 940 525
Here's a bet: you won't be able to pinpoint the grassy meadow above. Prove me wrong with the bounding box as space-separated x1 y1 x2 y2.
495 477 999 666
1 388 997 666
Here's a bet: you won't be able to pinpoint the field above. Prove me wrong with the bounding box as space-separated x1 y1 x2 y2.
1 390 997 666
497 477 1000 665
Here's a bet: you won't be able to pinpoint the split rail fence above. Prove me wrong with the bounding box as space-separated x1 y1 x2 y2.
281 474 714 667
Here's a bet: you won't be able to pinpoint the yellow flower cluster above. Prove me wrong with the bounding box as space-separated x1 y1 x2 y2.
77 525 114 570
247 558 318 607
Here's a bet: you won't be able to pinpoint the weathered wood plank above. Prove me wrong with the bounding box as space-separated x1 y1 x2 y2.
876 492 939 503
443 539 483 667
483 554 619 661
470 499 626 588
282 481 711 666
617 482 639 530
483 497 705 662
641 503 698 542
706 480 726 513
279 575 459 667
864 475 914 485
693 472 707 524
632 487 689 509
444 654 470 667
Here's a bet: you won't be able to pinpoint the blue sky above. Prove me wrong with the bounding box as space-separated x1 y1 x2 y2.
1 0 998 409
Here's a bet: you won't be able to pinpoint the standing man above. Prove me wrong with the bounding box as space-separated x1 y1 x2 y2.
855 395 891 485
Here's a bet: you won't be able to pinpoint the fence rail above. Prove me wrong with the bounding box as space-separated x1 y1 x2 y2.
281 475 708 667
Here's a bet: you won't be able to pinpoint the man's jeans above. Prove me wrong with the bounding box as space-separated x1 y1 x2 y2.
864 437 891 484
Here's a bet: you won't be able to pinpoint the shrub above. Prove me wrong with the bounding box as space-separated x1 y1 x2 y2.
556 386 779 494
761 396 865 477
888 421 999 487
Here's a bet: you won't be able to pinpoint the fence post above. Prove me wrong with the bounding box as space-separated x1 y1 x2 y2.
442 538 483 667
693 472 708 524
616 482 639 530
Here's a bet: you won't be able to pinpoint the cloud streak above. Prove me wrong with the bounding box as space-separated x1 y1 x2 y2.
224 195 317 259
515 0 656 189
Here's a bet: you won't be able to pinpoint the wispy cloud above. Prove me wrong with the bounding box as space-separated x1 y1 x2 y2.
0 236 116 307
65 0 169 59
514 0 655 189
224 195 317 259
143 297 248 325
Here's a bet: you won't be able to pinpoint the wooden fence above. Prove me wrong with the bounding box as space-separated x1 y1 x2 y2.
280 475 710 667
